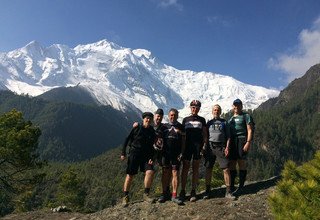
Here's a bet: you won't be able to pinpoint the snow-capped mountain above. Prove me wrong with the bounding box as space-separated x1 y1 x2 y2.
0 39 279 119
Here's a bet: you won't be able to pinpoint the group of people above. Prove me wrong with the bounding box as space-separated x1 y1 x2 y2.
120 98 254 207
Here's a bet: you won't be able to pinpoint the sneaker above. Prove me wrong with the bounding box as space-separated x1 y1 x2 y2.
122 195 129 207
189 191 197 202
179 190 186 202
203 191 210 200
143 193 156 203
158 194 166 203
232 187 243 197
225 191 236 200
171 197 183 205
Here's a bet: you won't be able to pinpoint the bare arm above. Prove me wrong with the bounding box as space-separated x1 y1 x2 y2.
243 124 253 152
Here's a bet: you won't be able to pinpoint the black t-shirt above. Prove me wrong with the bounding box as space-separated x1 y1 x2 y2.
182 115 206 144
162 122 185 155
122 125 156 159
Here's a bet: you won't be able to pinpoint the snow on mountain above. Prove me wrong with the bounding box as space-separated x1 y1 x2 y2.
0 39 279 120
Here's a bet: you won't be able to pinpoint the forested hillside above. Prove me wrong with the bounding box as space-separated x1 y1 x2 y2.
0 90 139 161
247 64 320 180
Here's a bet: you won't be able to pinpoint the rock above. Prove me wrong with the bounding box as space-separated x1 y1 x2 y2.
2 177 280 220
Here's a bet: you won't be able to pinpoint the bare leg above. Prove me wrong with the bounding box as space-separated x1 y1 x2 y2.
172 169 179 194
123 174 134 192
144 170 154 189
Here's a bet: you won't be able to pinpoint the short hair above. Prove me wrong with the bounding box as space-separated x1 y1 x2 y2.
212 104 222 112
168 108 179 115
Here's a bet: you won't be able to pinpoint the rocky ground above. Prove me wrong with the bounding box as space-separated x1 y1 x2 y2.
2 176 279 220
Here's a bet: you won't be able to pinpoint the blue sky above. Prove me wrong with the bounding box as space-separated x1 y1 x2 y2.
1 0 320 89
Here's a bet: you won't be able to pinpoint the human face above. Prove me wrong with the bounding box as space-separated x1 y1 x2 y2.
190 106 200 115
168 110 178 123
233 103 243 115
212 106 221 118
154 114 163 125
143 116 153 127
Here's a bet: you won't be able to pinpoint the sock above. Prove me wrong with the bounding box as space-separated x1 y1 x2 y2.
226 186 231 193
172 192 177 198
144 188 150 194
230 170 237 188
206 184 211 192
239 170 247 188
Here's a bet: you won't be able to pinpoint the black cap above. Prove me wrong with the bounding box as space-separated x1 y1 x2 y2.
233 98 243 105
190 100 201 107
155 108 164 115
142 112 154 119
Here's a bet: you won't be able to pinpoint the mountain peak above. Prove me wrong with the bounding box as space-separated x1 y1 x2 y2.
0 39 279 119
132 49 153 59
19 40 44 57
74 39 122 52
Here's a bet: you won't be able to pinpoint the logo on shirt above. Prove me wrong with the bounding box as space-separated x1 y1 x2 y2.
185 121 203 129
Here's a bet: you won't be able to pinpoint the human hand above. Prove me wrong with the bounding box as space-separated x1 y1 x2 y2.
224 147 229 157
243 142 251 152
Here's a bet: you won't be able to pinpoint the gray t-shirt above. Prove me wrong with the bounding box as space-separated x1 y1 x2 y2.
207 118 229 143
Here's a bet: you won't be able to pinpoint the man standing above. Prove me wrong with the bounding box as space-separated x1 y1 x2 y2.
203 104 235 199
121 112 157 207
180 100 207 202
228 99 254 197
158 108 185 205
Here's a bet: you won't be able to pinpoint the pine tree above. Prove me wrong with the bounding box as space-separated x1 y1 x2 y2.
269 151 320 220
56 168 86 211
0 109 44 216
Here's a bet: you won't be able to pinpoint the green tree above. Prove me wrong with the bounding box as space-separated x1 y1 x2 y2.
56 168 86 211
269 151 320 220
0 109 44 215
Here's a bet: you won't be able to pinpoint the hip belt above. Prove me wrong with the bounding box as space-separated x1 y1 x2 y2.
209 142 224 149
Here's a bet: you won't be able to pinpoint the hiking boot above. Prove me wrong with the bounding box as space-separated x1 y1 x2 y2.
171 197 183 205
225 191 236 200
203 191 210 200
232 187 244 197
189 190 197 202
122 195 129 207
179 190 186 202
158 194 166 203
143 193 156 203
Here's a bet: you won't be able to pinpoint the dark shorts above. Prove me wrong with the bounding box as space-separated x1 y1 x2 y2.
161 152 181 170
229 136 248 160
183 142 202 161
204 142 229 169
126 153 154 175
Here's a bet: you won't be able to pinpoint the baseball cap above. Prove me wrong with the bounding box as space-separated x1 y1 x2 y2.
155 108 164 115
233 99 243 105
142 112 154 119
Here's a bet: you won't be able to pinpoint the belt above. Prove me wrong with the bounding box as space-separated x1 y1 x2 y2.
209 142 224 148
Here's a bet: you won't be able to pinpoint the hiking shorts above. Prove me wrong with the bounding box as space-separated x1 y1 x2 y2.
229 136 248 160
183 142 202 161
126 153 154 175
204 142 229 169
161 152 181 170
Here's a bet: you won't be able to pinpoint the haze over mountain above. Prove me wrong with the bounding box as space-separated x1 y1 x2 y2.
0 39 279 119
